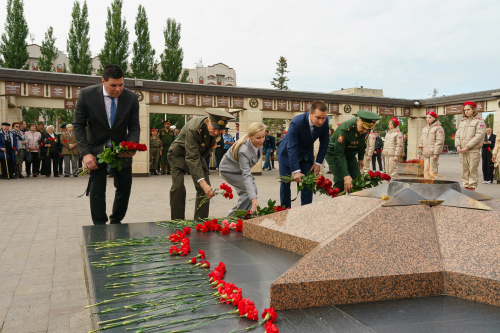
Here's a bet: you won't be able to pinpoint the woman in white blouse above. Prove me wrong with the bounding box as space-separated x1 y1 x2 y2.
25 123 41 177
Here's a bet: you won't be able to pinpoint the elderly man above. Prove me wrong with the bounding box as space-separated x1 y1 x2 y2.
0 122 18 179
61 124 79 177
41 125 60 177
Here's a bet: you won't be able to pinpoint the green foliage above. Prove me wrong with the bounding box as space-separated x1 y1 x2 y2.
180 69 189 83
263 118 284 134
149 114 164 131
67 0 92 74
160 18 183 82
150 114 187 132
485 113 494 128
21 107 74 127
373 116 408 136
38 27 58 72
438 115 457 149
0 0 29 69
99 0 130 76
270 56 289 90
130 5 158 80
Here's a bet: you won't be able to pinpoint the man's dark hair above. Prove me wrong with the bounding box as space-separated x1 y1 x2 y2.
265 130 269 133
311 100 327 113
102 65 124 81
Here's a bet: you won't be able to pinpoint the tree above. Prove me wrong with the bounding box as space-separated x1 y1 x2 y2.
373 116 408 137
150 114 187 132
438 115 457 149
264 119 285 134
160 18 184 82
485 113 494 128
99 0 130 75
0 0 29 69
180 69 189 83
270 56 289 90
130 5 158 80
38 27 58 72
67 0 92 74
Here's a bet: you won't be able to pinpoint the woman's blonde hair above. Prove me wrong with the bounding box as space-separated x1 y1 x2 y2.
232 122 266 161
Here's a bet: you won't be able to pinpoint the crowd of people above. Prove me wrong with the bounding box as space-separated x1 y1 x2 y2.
3 64 500 229
1 120 82 179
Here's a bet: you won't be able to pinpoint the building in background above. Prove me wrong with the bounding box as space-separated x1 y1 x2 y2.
331 86 383 97
185 58 236 86
26 45 237 85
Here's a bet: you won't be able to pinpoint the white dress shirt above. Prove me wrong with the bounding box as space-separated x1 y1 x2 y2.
103 85 118 147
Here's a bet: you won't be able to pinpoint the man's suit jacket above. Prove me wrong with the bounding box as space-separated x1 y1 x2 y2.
73 84 140 168
0 130 18 161
482 133 496 153
219 139 263 200
277 112 329 172
60 131 79 155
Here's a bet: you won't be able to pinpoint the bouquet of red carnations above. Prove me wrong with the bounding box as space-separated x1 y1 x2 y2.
78 141 147 176
279 170 391 198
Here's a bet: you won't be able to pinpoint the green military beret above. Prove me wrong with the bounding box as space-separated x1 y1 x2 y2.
355 110 380 129
205 108 235 130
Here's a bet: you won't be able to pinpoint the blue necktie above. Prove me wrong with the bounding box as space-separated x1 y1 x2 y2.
312 126 317 139
108 96 116 127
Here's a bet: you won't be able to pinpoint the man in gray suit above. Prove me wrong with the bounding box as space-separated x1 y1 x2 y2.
219 122 266 216
73 64 141 225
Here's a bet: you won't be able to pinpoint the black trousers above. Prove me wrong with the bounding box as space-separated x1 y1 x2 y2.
44 151 59 176
26 152 40 175
482 150 494 182
0 154 15 178
90 163 132 225
372 152 383 171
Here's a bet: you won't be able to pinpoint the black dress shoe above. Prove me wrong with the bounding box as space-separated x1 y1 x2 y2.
18 174 25 178
11 175 17 179
73 174 78 177
54 175 60 177
33 174 37 177
64 175 70 177
26 174 31 177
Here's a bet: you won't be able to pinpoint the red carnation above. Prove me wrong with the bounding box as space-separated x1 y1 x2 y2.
169 246 180 254
265 321 279 333
198 250 206 259
221 226 230 235
196 224 203 231
262 308 278 323
235 221 243 232
48 137 53 141
201 260 210 269
488 147 491 152
189 257 196 264
375 171 381 178
327 188 334 196
333 188 341 195
368 170 375 178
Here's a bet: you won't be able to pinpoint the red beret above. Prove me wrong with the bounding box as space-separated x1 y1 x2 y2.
151 128 157 132
426 111 437 119
391 117 399 127
463 101 477 109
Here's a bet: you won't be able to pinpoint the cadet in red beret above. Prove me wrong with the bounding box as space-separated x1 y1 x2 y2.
454 101 485 190
382 118 403 179
419 111 445 179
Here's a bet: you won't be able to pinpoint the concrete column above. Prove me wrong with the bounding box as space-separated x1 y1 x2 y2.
131 102 149 176
240 109 263 175
0 97 7 124
407 118 427 160
493 112 500 135
332 114 354 129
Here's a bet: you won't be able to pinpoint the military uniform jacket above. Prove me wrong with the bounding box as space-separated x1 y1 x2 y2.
168 116 215 181
150 137 162 150
325 117 367 178
160 128 175 149
382 126 404 157
420 120 445 157
454 115 485 151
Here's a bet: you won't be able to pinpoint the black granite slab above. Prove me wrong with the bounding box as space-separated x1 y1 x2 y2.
82 222 500 333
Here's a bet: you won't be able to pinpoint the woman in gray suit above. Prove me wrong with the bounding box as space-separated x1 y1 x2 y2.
219 122 266 216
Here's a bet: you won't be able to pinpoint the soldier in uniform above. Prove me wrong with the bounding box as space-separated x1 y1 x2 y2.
159 120 175 175
325 111 380 193
168 108 235 220
150 128 161 175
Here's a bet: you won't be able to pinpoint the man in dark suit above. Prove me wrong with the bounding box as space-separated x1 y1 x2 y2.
372 132 383 171
277 101 330 208
73 64 140 225
482 125 496 183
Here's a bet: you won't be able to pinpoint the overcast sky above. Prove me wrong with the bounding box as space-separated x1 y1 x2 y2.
2 0 499 99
